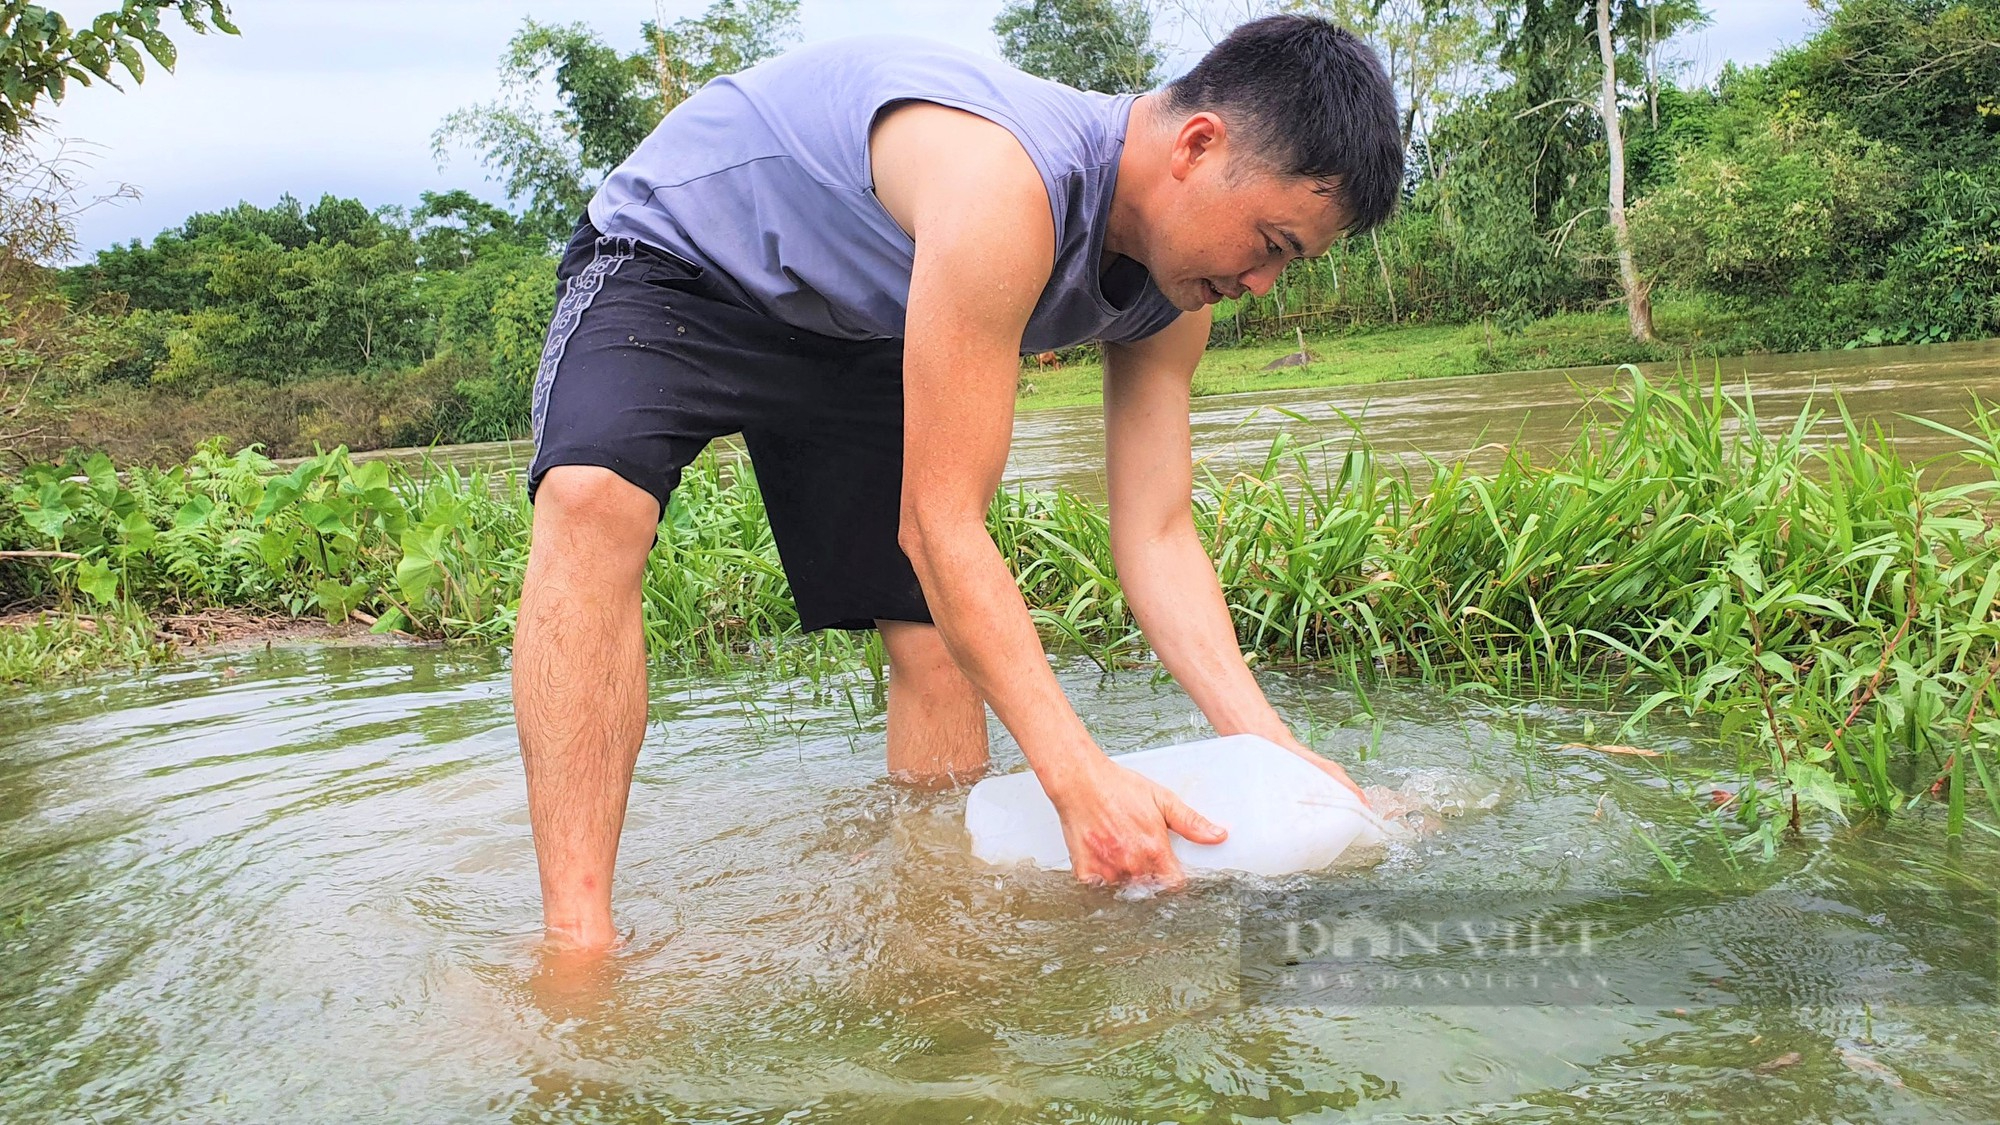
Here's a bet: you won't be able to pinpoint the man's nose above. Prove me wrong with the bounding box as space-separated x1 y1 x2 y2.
1238 262 1284 298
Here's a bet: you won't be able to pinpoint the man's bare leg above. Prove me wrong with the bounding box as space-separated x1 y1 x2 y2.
878 619 989 787
514 465 661 951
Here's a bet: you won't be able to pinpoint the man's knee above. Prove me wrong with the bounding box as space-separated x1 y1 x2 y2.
530 466 662 570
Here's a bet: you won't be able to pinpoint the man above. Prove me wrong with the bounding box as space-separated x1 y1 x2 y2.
515 14 1404 952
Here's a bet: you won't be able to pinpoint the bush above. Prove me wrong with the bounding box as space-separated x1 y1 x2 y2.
1629 96 1908 298
12 355 490 466
1875 165 2000 344
65 307 181 387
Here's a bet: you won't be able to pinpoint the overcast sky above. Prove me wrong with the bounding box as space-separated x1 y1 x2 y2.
33 0 1821 257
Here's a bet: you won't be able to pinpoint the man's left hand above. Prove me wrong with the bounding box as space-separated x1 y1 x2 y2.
1259 728 1369 807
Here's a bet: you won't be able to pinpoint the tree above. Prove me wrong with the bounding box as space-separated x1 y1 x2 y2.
1594 0 1654 340
158 226 425 384
435 1 800 243
994 0 1164 93
0 0 237 134
1475 0 1702 336
644 0 802 111
408 189 533 271
1488 1 1702 212
1771 0 2000 165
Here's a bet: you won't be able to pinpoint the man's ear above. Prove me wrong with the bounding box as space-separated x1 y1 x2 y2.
1169 111 1226 182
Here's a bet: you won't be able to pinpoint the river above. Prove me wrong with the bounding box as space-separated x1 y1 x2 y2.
329 338 2000 494
5 341 1999 1121
2 645 1993 1120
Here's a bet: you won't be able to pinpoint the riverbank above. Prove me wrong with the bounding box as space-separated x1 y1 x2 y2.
5 372 1996 840
1018 300 1772 411
18 296 1930 464
0 607 382 682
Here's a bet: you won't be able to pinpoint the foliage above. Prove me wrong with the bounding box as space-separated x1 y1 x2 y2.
433 1 799 242
0 0 235 134
1769 0 2000 166
153 223 428 383
1628 95 1907 294
6 377 1997 844
993 0 1163 94
457 259 555 442
1874 164 2000 344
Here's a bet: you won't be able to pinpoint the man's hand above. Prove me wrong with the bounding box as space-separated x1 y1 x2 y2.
1102 319 1371 815
1260 726 1369 806
1048 755 1228 888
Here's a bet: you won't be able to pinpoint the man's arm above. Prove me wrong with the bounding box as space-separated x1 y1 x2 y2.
875 103 1226 886
1102 312 1366 800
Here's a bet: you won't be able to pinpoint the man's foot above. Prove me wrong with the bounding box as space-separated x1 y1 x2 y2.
528 931 626 1017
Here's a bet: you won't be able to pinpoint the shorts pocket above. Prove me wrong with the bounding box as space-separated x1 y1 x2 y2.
632 241 705 283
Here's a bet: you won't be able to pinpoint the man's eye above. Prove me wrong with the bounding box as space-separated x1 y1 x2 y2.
1266 240 1281 256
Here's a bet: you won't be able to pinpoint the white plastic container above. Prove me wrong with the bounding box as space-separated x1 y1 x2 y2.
964 734 1390 877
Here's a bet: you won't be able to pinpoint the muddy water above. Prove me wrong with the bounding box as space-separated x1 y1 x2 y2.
342 339 2000 494
3 644 1994 1121
1006 337 2000 495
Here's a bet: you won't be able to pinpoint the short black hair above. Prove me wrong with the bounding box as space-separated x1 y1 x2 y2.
1162 14 1404 236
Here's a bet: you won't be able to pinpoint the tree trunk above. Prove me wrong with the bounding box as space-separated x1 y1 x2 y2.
1371 229 1399 323
1596 0 1657 344
1646 4 1660 130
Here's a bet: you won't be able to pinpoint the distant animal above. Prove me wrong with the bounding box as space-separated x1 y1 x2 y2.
1261 325 1315 371
1033 350 1062 369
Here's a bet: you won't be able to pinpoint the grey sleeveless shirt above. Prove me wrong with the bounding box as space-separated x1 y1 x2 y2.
586 35 1184 354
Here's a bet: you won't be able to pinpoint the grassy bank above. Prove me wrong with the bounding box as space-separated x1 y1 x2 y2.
4 373 1997 845
20 296 1849 462
1018 299 1770 411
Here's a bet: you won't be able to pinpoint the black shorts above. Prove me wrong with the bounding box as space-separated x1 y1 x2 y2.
528 220 931 633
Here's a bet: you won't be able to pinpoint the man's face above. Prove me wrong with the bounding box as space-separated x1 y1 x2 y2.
1140 114 1353 313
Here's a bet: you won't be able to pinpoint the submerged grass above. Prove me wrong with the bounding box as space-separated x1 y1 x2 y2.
4 371 1997 842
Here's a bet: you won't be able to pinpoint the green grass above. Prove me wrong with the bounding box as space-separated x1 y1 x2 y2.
5 371 1997 844
1016 299 1769 410
0 609 170 685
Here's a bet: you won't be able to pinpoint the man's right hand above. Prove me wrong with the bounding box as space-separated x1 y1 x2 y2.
1047 754 1229 889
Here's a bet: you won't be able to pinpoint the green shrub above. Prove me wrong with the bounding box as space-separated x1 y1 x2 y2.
1629 96 1908 299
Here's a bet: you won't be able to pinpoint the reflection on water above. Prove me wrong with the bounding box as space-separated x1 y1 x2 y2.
334 339 2000 497
2 644 1994 1121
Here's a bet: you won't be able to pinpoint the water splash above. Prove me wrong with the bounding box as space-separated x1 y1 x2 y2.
1362 766 1505 839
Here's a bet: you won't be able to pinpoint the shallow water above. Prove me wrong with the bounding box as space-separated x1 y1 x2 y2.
337 338 2000 495
3 643 1994 1121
